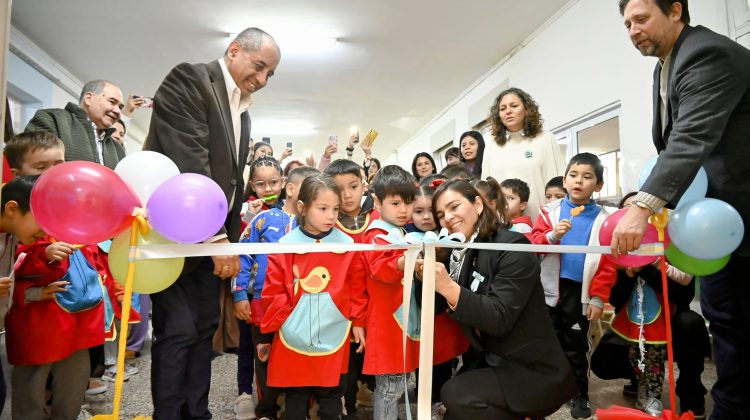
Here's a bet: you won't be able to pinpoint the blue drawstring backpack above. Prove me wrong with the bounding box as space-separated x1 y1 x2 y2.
55 249 103 312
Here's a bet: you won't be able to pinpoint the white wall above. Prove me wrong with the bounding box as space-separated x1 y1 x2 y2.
7 27 148 152
390 0 728 194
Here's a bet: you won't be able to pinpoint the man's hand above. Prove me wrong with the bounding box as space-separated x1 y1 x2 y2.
122 95 144 117
611 205 651 256
41 281 70 300
0 277 11 297
587 305 603 321
322 144 337 158
46 242 76 262
234 300 252 322
553 219 572 240
352 326 366 353
211 238 241 279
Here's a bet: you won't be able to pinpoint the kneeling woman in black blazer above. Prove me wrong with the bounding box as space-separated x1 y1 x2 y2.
423 179 575 419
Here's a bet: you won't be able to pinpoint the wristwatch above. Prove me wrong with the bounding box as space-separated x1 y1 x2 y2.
632 200 656 214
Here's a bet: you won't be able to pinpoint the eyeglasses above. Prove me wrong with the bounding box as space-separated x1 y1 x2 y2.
253 179 282 190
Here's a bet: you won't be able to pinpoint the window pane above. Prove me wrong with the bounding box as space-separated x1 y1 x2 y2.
576 117 622 200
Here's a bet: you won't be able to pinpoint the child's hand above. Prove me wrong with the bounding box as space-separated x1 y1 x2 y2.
247 198 265 216
46 242 76 262
113 281 125 303
0 277 11 297
397 255 405 271
41 280 70 300
352 326 366 353
553 219 572 240
587 304 603 321
234 300 252 322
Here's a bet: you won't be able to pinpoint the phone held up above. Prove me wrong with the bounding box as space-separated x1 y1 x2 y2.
134 95 154 108
286 141 294 152
328 135 338 147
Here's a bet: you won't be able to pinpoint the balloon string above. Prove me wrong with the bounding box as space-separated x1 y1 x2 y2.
654 209 677 420
112 218 139 418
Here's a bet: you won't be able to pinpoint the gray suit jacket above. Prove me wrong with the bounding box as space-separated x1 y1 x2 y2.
643 25 750 254
144 60 250 244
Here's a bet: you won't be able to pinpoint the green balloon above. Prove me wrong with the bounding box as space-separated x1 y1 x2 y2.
665 244 730 277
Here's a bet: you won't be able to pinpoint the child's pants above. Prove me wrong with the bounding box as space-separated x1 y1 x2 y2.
251 324 282 418
629 343 666 398
374 373 407 420
285 386 342 420
11 348 90 420
548 278 590 397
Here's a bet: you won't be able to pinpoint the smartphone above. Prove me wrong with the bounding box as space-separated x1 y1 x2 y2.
286 141 294 151
328 135 338 147
351 127 360 143
363 129 379 146
139 96 154 108
262 137 271 144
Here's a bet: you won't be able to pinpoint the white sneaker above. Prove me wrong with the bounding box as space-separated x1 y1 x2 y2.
101 364 139 382
636 385 663 417
234 392 257 420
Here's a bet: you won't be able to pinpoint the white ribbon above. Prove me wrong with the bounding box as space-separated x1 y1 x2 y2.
132 233 663 419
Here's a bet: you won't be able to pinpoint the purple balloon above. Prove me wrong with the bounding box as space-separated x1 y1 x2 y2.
146 173 228 243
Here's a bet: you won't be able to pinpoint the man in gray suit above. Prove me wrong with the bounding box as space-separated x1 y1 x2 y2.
612 1 750 418
143 28 280 419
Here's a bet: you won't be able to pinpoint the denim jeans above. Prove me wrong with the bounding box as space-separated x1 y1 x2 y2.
374 373 407 420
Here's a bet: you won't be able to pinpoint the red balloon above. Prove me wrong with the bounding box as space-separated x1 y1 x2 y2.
30 161 140 244
599 208 664 267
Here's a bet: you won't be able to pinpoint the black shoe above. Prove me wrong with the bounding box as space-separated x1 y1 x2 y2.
570 395 592 419
622 380 637 398
682 406 706 420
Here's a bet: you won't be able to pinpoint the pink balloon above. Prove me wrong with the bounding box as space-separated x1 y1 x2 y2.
598 208 662 267
30 161 140 244
146 173 228 243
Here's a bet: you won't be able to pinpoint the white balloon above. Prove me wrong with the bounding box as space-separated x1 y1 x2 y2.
115 151 180 206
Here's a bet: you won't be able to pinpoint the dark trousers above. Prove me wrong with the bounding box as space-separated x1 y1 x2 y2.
237 318 254 395
285 386 342 420
441 366 523 420
251 324 282 418
591 308 709 411
548 278 590 397
416 360 454 403
700 255 750 420
341 342 363 415
151 258 221 420
1 358 6 416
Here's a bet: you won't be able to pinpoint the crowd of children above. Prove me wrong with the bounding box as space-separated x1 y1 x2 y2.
0 131 707 420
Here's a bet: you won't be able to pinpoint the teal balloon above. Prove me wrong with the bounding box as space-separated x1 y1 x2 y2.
665 244 730 277
668 198 744 259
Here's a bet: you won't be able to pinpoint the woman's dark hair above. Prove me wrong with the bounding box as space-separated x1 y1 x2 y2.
249 142 274 164
243 155 283 201
367 158 382 182
458 131 485 179
488 87 543 146
411 152 437 181
432 179 508 241
296 174 340 228
618 191 638 209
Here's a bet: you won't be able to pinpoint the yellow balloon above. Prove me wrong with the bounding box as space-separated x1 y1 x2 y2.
108 226 184 294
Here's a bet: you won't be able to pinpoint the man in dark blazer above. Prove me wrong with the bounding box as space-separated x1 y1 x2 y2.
143 28 280 419
613 1 750 418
